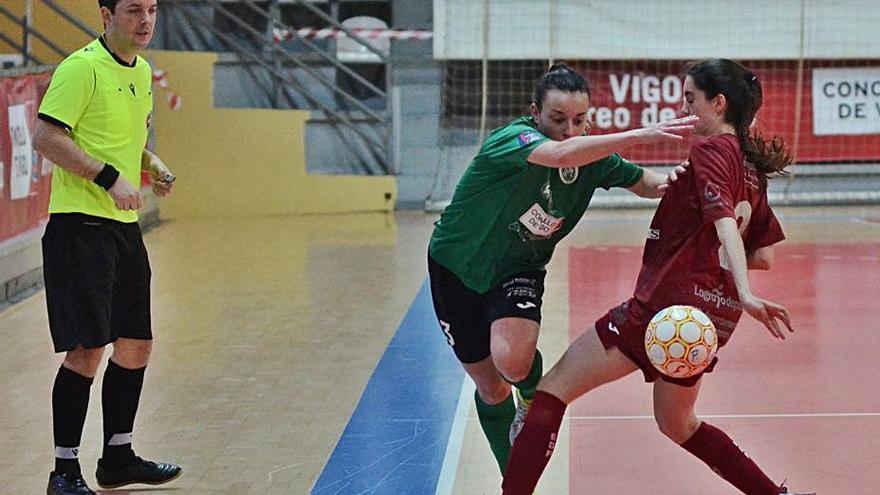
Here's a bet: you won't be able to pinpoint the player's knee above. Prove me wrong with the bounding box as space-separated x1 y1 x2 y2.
112 339 152 368
489 318 539 383
655 415 684 442
492 351 532 383
64 346 105 377
655 412 699 444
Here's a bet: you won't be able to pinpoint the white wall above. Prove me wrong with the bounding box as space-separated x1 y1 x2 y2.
434 0 880 60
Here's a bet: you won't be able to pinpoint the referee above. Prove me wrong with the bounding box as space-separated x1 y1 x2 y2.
33 1 180 494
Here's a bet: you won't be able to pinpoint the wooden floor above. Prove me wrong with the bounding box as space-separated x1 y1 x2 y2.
1 206 879 494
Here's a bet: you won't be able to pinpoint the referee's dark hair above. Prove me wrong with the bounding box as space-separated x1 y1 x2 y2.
533 63 591 111
98 0 120 12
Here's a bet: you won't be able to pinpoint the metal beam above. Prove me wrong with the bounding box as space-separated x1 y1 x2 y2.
207 0 388 127
288 0 388 63
39 0 98 38
0 4 68 60
169 1 389 169
239 0 386 99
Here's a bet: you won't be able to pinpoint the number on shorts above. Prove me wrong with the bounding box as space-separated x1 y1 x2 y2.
440 320 455 346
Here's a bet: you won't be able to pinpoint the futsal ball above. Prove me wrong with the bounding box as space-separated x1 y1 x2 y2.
645 305 718 378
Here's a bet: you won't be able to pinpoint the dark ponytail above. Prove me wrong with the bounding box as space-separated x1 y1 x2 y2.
533 63 591 111
687 59 791 178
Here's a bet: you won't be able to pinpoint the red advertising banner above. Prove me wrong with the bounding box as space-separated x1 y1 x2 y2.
573 60 880 164
0 68 158 248
0 72 52 245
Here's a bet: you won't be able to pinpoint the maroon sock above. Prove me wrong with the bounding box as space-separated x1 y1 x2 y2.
681 422 781 495
501 390 566 495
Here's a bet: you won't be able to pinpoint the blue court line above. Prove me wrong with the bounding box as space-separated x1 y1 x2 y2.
311 279 465 495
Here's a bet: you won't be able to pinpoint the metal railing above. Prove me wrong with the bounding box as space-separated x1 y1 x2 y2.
1 0 394 174
1 0 99 67
41 0 98 38
0 3 63 66
165 0 393 174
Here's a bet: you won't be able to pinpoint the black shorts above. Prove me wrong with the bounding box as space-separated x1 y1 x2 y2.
42 213 152 353
428 254 545 364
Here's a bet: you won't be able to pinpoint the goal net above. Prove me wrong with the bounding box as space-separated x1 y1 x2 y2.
429 0 880 208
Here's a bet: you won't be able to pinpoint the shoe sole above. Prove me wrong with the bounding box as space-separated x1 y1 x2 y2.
96 469 182 489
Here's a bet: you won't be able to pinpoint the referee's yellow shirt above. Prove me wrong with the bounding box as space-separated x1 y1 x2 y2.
38 36 153 223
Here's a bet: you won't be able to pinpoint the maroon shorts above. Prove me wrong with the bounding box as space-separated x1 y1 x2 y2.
594 298 718 387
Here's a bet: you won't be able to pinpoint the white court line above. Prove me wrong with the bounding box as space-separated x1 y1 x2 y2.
435 376 475 495
853 218 880 226
569 412 880 420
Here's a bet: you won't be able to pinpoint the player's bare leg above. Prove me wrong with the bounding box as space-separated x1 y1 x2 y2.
652 377 702 443
539 325 637 403
463 317 541 473
501 326 636 495
490 317 539 385
490 318 544 445
655 379 812 495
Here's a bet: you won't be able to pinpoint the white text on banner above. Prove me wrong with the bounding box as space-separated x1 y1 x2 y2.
8 104 32 200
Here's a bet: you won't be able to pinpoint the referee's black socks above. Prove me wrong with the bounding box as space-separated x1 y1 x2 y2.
53 365 94 475
101 360 146 468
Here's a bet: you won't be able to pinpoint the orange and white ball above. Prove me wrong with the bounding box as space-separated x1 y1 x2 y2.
645 305 718 378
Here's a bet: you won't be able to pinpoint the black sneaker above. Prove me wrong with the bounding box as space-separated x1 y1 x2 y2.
95 456 182 489
47 472 96 495
780 482 817 495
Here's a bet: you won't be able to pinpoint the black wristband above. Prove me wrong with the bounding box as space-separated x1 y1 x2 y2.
93 163 120 190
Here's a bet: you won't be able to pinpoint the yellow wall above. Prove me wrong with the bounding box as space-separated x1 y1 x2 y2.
147 50 397 218
0 0 101 65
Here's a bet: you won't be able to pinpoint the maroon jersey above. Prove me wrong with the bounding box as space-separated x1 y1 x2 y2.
633 134 784 343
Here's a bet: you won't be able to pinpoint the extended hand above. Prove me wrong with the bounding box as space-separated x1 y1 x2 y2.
740 293 793 340
641 115 698 144
108 176 143 211
144 151 175 197
654 160 689 195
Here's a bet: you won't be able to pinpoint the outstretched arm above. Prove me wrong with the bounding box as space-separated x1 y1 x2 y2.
528 116 697 168
715 217 792 339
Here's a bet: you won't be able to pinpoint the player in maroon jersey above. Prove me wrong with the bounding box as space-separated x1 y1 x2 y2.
502 59 815 495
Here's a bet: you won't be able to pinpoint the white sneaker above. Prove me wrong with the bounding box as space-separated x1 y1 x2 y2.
509 389 533 445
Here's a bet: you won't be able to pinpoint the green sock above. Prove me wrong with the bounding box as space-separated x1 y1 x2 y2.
474 390 515 473
512 349 543 401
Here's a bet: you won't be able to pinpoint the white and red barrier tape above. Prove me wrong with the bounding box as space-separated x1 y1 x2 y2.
151 69 182 110
272 27 433 44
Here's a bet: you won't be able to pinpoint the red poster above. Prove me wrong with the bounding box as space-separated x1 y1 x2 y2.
0 72 52 246
573 60 880 164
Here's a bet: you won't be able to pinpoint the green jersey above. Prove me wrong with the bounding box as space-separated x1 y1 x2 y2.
38 36 153 223
429 116 643 293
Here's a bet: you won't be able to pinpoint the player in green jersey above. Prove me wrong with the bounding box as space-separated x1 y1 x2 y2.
33 1 180 494
428 63 696 473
